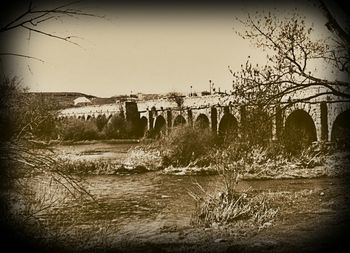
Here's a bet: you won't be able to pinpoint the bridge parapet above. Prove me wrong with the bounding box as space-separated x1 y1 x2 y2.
137 94 244 112
58 103 122 118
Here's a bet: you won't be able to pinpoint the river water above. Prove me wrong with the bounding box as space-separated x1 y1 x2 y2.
29 143 349 249
81 173 216 236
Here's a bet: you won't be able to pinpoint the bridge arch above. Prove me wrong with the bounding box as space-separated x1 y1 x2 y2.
284 109 317 152
173 115 186 127
218 113 238 137
154 115 166 136
195 114 210 129
331 109 350 147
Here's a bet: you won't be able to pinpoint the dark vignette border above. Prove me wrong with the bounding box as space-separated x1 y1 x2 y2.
0 0 350 252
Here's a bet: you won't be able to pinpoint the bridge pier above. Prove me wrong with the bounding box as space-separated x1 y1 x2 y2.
211 106 218 134
148 111 154 130
167 110 172 134
320 101 328 141
187 109 193 127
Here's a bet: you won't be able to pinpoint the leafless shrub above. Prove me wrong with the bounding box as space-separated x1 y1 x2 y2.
190 184 279 231
188 142 278 230
0 77 98 248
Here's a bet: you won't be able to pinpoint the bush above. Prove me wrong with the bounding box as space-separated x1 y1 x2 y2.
190 142 279 229
155 126 216 167
56 111 140 141
58 118 100 141
95 115 108 131
0 77 59 141
102 112 129 139
191 189 279 229
243 109 273 146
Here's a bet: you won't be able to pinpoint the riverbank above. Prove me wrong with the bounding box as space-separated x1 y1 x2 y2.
7 174 348 253
50 141 350 180
4 141 350 253
48 138 142 145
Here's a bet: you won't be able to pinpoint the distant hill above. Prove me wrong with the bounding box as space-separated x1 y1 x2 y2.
26 92 116 109
25 91 171 110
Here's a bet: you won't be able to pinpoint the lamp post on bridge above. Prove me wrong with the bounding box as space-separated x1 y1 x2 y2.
209 80 215 95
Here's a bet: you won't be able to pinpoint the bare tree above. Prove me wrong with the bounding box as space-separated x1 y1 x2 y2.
0 0 102 62
229 1 350 110
318 0 350 70
0 2 101 240
0 0 103 142
167 92 185 108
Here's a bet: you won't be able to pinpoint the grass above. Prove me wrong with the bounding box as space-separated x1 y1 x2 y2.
186 140 348 233
189 184 279 231
189 183 320 235
122 146 163 171
48 139 140 145
56 158 155 176
163 136 350 179
46 124 350 179
187 143 281 232
53 143 164 175
50 136 349 178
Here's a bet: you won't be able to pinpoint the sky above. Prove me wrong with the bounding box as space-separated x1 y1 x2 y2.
2 1 347 97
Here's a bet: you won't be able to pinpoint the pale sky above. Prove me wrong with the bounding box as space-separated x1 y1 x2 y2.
2 1 345 97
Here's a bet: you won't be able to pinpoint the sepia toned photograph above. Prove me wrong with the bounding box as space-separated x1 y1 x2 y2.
0 0 349 252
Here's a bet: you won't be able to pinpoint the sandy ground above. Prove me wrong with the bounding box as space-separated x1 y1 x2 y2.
103 177 350 253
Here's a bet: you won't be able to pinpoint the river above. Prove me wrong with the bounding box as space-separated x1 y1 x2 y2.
23 143 350 251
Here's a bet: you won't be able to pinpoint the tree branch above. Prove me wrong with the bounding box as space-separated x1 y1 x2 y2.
0 53 44 62
21 24 80 46
318 0 350 44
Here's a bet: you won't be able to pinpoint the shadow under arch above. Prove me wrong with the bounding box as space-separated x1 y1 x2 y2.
139 116 148 137
331 109 350 148
195 114 209 129
173 115 186 127
154 115 166 136
218 113 238 138
284 109 317 153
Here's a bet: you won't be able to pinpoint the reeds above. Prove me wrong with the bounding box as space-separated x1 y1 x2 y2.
190 186 279 230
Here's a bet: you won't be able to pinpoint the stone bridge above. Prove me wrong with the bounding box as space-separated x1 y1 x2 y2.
58 91 350 143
